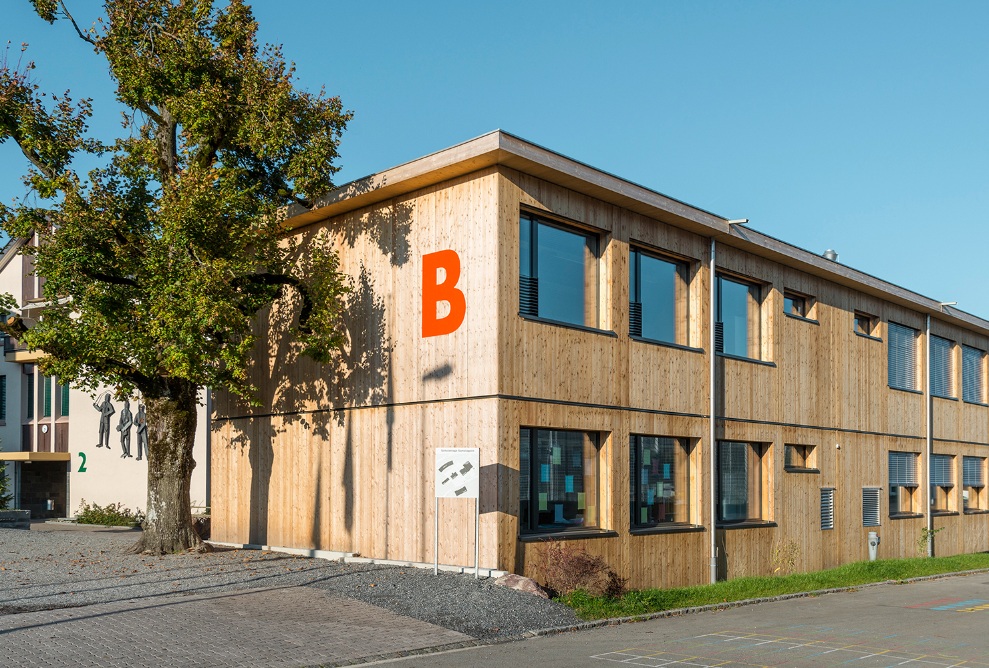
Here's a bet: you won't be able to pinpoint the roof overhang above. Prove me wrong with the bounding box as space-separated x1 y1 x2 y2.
284 130 989 336
5 349 44 363
0 451 70 462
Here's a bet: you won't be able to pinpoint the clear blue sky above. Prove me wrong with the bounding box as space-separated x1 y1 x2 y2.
3 1 988 318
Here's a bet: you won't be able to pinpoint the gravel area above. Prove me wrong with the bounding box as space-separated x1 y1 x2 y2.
0 524 579 640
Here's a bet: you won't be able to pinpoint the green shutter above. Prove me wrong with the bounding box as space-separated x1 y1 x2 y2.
0 375 6 421
43 375 52 418
60 382 69 416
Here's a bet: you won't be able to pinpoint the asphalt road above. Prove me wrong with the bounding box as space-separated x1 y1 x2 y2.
379 573 989 667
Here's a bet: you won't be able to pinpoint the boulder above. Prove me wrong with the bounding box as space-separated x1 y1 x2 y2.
494 573 550 599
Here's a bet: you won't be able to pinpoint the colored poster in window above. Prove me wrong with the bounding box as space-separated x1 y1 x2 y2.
541 464 550 483
577 492 585 510
552 447 561 465
539 493 548 511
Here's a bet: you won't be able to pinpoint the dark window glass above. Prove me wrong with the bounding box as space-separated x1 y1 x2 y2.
630 251 681 343
783 293 806 317
520 428 600 533
26 373 34 420
630 436 690 527
717 275 759 358
717 441 766 523
854 312 875 336
519 214 598 327
0 375 5 421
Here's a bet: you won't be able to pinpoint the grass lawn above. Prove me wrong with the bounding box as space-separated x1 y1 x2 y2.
561 553 989 620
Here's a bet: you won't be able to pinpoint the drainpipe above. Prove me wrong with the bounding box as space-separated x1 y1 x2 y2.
709 237 718 584
925 313 932 557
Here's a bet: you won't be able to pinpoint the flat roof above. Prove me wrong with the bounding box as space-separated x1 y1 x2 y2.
285 130 989 336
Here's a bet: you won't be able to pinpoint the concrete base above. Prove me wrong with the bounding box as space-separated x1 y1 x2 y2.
0 509 31 529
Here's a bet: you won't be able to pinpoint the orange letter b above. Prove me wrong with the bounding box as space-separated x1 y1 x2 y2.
422 250 466 337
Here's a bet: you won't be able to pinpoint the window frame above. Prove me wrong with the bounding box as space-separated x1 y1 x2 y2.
930 335 955 400
854 311 880 339
963 456 987 513
783 289 816 322
519 427 604 536
888 322 920 392
888 451 920 517
628 247 691 347
783 444 819 473
716 440 772 526
629 435 696 531
929 453 955 513
715 273 764 361
962 345 987 405
519 212 602 331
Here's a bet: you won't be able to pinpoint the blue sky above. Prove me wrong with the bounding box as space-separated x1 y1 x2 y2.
2 1 988 317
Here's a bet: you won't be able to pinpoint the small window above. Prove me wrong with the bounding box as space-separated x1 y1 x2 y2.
519 213 600 328
820 488 835 530
854 312 878 337
963 456 986 511
930 336 955 399
783 290 810 318
0 375 6 421
888 322 919 391
888 451 919 516
59 382 69 417
716 274 763 360
630 435 693 527
520 428 601 534
784 444 818 472
43 375 52 418
717 441 771 524
863 488 881 527
962 345 986 404
930 454 955 513
629 249 689 345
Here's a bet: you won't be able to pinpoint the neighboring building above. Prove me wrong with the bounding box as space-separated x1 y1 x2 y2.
0 236 209 519
210 131 989 588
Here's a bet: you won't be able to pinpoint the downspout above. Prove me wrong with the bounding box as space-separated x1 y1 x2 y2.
709 237 718 584
925 313 932 557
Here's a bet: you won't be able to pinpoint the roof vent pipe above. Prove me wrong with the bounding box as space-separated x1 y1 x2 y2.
823 249 839 262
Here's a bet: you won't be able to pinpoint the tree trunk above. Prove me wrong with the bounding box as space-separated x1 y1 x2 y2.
131 379 202 554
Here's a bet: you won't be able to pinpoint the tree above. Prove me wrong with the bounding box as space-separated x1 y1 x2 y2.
0 0 352 553
0 464 12 510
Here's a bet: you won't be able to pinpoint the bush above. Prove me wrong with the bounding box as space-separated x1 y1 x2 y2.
0 465 12 510
538 540 627 598
75 500 144 526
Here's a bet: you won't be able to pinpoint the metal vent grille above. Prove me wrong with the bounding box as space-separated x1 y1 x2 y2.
629 301 642 337
820 488 835 530
714 321 724 353
862 488 881 527
519 276 538 317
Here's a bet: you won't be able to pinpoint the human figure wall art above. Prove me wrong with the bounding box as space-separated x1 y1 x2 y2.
93 392 115 448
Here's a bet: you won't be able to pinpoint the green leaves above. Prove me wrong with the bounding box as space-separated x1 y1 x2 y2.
1 1 352 402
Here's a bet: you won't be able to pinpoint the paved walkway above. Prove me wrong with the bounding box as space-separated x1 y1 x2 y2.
0 584 471 667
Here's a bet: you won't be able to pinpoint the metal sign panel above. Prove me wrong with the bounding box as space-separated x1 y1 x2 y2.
435 448 479 499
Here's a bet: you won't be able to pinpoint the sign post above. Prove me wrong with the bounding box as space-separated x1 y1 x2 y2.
434 447 480 578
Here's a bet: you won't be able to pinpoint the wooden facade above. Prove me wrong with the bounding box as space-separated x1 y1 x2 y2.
211 131 989 589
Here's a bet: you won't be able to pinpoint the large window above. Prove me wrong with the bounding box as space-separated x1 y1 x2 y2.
630 435 692 528
930 454 955 513
930 335 954 399
717 441 770 524
519 213 599 328
963 456 986 512
962 345 986 404
888 451 919 516
888 322 919 391
520 428 600 534
629 250 688 345
716 275 762 359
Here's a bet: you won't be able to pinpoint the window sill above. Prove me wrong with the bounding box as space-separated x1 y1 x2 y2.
931 510 959 517
933 395 958 402
784 312 819 326
630 336 704 355
889 512 924 521
854 331 883 343
783 467 821 474
963 399 989 408
716 352 777 368
630 524 706 536
519 314 618 338
716 520 778 530
964 509 989 515
519 529 619 542
888 385 923 395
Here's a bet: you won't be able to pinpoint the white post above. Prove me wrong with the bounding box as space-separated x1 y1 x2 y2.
925 313 933 557
475 497 480 579
434 497 439 575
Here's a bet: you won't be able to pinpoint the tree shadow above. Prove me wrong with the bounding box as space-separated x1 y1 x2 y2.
215 196 410 551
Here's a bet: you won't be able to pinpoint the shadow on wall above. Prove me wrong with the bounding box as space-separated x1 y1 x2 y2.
218 196 412 550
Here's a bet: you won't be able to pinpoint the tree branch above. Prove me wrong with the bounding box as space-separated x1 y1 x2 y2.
232 273 313 331
58 1 97 46
80 269 139 288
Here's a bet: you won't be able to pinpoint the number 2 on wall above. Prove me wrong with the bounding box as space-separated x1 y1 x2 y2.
78 452 87 473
